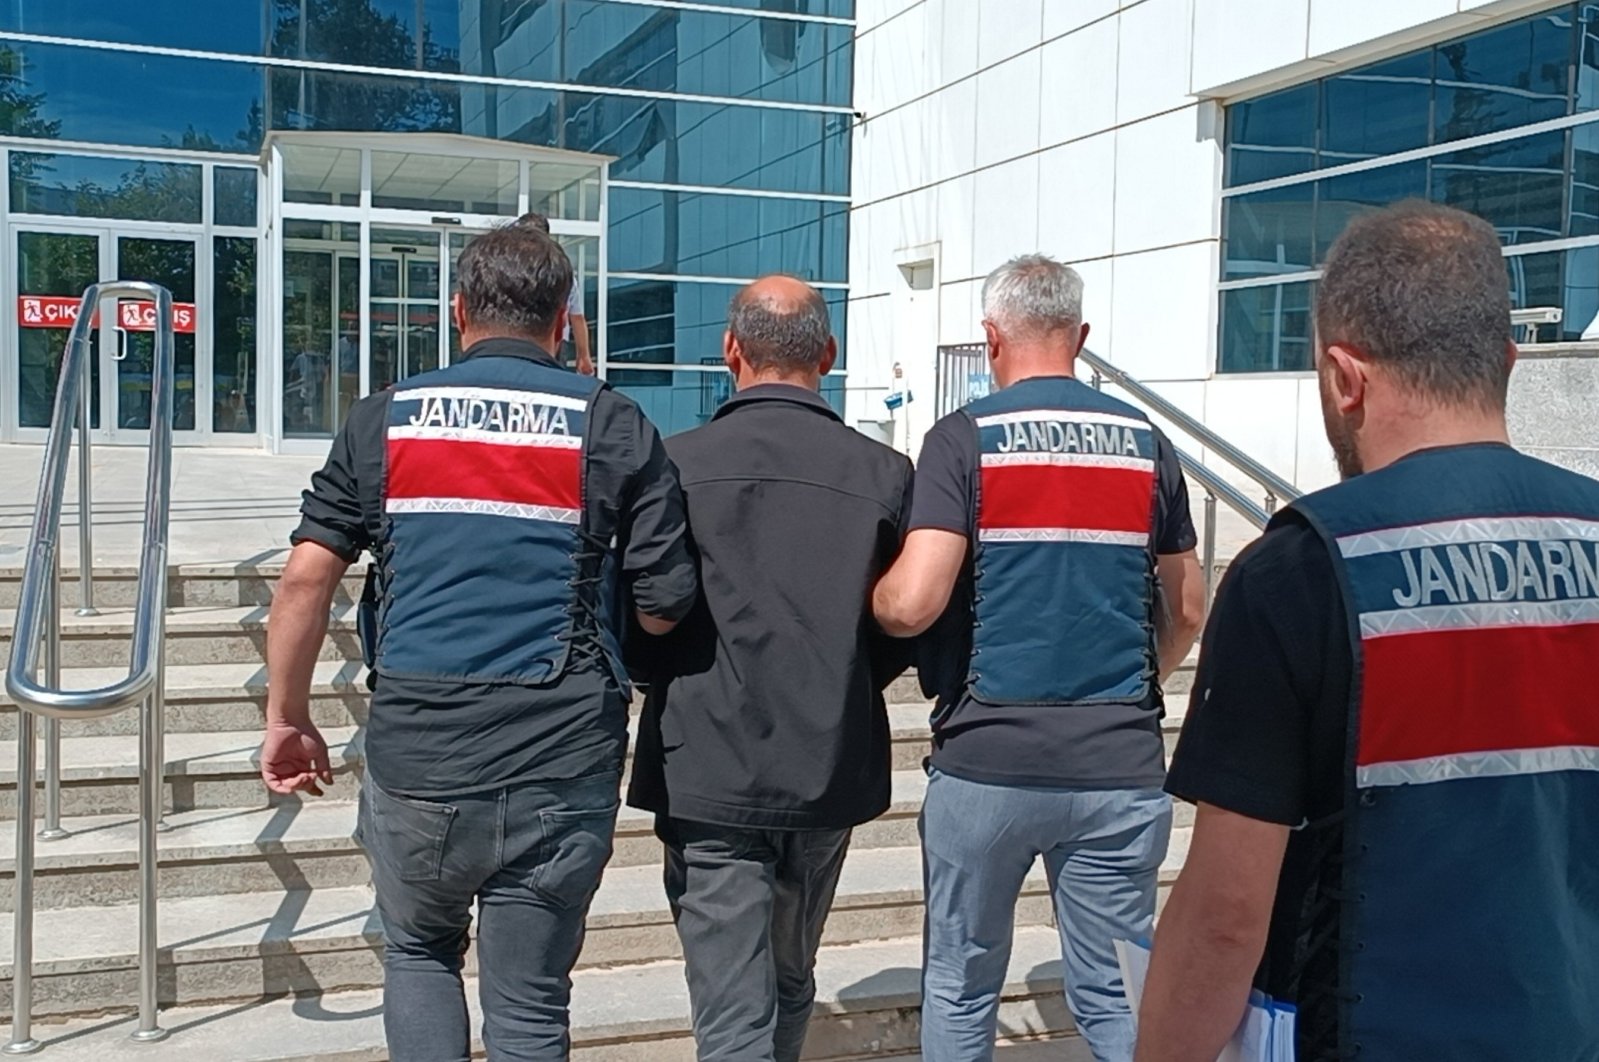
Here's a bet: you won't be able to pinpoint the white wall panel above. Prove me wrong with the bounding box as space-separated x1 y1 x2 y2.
1039 16 1121 148
1307 0 1456 56
975 51 1044 169
1043 0 1120 40
977 0 1045 69
929 79 980 186
936 173 979 282
1110 242 1216 380
972 157 1042 280
1191 0 1309 91
1113 105 1221 255
1115 0 1196 125
930 0 982 84
1037 132 1117 263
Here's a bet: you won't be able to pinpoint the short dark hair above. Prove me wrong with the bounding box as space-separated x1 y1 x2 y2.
727 278 831 372
1316 200 1512 409
454 224 572 337
512 211 551 235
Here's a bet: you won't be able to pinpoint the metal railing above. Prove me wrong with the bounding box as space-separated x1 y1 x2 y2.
1079 349 1302 601
4 283 177 1052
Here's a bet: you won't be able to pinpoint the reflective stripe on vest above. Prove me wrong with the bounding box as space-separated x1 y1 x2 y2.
378 361 605 685
967 378 1158 704
1288 446 1599 1060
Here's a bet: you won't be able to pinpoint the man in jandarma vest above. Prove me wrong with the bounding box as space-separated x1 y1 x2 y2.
260 223 697 1061
1137 200 1599 1060
873 254 1207 1062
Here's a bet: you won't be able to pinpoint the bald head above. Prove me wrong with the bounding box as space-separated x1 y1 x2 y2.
726 275 833 377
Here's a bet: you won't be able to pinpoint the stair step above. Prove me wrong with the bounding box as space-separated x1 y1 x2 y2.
0 562 365 609
0 925 1087 1060
0 604 362 668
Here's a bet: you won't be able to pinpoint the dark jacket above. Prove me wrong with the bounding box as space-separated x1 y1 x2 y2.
626 384 916 830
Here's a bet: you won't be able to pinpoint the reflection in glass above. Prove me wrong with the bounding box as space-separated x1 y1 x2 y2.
530 162 603 222
1220 283 1315 374
282 223 353 439
1316 160 1427 261
1321 52 1433 164
0 0 263 54
1507 247 1599 342
118 236 198 431
10 153 202 223
608 188 848 282
213 166 260 227
609 278 846 369
16 230 101 430
1226 83 1318 186
1572 124 1599 237
1221 184 1314 281
1435 11 1572 143
369 228 443 391
608 367 846 437
214 237 258 434
1430 131 1565 245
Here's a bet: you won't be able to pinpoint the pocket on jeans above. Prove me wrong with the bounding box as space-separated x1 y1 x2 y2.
365 782 456 883
529 804 620 910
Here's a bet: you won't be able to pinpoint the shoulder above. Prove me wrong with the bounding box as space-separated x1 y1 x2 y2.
1225 510 1338 601
342 390 393 443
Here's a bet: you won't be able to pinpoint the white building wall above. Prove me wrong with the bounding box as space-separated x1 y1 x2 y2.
847 0 1565 487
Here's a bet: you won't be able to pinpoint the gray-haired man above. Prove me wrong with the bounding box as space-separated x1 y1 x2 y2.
628 275 915 1061
873 255 1206 1061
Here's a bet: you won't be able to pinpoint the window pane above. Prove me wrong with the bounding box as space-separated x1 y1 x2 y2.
1322 52 1433 164
1434 11 1573 144
0 0 264 53
1577 5 1599 113
1222 184 1314 281
214 166 259 227
282 223 360 439
1430 131 1566 245
1316 160 1428 261
1561 245 1599 341
1226 84 1318 187
370 150 520 214
1572 124 1599 237
0 42 264 152
270 67 466 137
609 278 846 368
279 145 362 207
530 161 603 222
1507 247 1599 342
1219 283 1315 373
9 152 202 223
609 189 848 282
16 230 101 430
214 237 258 434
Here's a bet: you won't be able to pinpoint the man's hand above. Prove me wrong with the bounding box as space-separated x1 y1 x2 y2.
261 719 335 796
577 353 596 377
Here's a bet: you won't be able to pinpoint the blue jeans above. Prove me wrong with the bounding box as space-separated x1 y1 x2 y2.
919 768 1172 1062
359 771 621 1062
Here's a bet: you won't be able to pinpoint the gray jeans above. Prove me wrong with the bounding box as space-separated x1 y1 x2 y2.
360 772 621 1062
661 818 853 1062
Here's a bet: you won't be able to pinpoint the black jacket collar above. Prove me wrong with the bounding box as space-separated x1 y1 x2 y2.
712 382 841 423
461 337 561 367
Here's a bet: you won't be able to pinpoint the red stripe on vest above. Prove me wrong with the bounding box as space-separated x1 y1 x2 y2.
386 437 582 512
1358 622 1599 767
979 464 1154 533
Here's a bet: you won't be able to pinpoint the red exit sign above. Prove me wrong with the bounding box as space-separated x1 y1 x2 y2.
18 295 197 334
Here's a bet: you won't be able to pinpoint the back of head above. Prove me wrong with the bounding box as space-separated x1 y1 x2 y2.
982 254 1084 345
1317 200 1512 410
454 223 573 340
727 276 832 375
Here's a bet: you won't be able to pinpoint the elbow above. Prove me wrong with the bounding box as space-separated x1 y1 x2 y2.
874 589 938 639
636 612 678 637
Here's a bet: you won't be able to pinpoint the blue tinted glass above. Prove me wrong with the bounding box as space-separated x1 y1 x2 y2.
213 166 259 227
568 95 849 195
269 0 462 71
609 368 848 437
1322 52 1433 163
1505 246 1599 342
1578 5 1599 111
1561 245 1599 340
270 66 469 136
1226 84 1318 187
675 0 854 17
10 152 202 222
1222 184 1314 280
1572 123 1599 236
1218 282 1315 373
1315 160 1428 261
1434 10 1572 144
609 278 846 367
609 188 847 282
1430 131 1566 245
0 0 264 53
0 43 264 150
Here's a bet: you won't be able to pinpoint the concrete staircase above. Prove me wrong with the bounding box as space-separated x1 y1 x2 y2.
0 563 1199 1060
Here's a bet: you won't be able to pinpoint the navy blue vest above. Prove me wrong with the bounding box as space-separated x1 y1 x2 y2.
374 355 624 687
963 377 1158 704
1286 445 1599 1060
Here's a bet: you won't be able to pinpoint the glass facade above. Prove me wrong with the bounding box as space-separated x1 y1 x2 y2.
1 0 854 441
1220 4 1599 371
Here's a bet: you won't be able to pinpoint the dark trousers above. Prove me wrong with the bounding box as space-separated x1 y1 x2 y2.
661 818 853 1062
360 771 621 1062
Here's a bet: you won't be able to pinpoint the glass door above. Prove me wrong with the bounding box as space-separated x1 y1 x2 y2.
369 227 444 392
114 234 200 437
13 227 104 435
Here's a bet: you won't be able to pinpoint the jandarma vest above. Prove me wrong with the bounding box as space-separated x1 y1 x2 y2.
366 354 625 687
962 377 1158 704
1285 445 1599 1061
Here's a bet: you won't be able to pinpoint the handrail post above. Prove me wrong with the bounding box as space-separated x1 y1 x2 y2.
76 353 96 618
5 708 41 1055
40 550 66 842
129 683 168 1043
1264 493 1279 516
1202 492 1219 606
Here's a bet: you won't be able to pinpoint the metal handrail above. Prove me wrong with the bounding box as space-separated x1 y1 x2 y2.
4 282 175 1052
1080 348 1301 603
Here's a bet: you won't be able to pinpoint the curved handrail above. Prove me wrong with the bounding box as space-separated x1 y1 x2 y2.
4 283 174 719
1079 348 1302 509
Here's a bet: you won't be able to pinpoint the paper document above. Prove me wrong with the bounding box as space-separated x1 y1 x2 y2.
1116 939 1296 1062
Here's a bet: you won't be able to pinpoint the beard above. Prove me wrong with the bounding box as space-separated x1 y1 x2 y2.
1319 371 1363 480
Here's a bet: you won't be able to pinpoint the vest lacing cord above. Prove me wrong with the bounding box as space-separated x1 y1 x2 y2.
558 526 611 669
1290 804 1363 1060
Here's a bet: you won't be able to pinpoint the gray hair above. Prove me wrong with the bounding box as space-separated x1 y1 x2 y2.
727 279 832 372
982 254 1085 341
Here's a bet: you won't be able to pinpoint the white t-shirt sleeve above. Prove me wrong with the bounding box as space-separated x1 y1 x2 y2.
564 282 584 342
